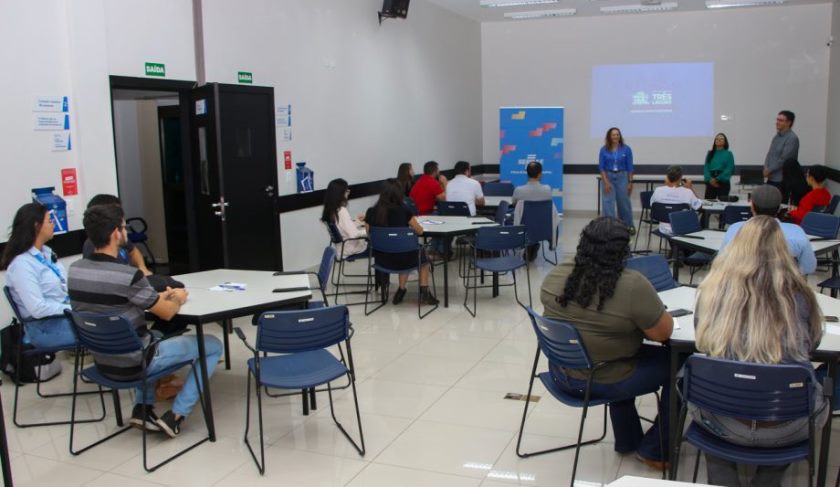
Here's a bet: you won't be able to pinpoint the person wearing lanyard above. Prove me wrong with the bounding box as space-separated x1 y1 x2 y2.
1 203 75 349
599 127 635 233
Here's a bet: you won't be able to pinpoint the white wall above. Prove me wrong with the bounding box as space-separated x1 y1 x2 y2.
827 0 840 168
202 0 483 267
482 3 832 210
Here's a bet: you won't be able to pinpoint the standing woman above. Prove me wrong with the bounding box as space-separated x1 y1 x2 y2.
599 127 635 233
703 133 735 200
397 162 415 197
1 203 74 348
321 178 367 258
693 215 827 486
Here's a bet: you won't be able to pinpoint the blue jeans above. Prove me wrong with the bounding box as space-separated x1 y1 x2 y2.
137 335 223 417
549 345 669 460
24 317 75 349
602 171 634 228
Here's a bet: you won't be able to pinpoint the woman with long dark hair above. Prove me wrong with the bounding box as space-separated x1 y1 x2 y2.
703 133 735 200
321 178 367 258
781 158 810 206
540 216 673 470
365 179 437 305
1 203 75 348
396 162 415 197
598 128 635 233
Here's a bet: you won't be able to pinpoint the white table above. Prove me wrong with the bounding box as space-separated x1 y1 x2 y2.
418 216 498 307
169 269 312 441
483 196 510 209
658 286 840 485
608 476 713 487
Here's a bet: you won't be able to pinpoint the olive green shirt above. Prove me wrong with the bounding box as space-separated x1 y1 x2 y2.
540 262 665 383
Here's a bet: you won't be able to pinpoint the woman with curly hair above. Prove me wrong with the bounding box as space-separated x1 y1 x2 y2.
540 216 673 470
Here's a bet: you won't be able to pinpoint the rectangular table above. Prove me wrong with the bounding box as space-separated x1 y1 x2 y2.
167 269 312 441
418 216 498 307
658 286 840 485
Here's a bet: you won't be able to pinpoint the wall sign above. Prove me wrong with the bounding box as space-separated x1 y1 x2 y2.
145 62 166 77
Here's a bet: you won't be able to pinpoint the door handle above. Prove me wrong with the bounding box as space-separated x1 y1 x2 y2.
211 201 230 208
211 198 229 221
265 185 275 197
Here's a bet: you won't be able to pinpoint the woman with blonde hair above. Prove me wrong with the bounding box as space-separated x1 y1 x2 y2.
693 215 827 486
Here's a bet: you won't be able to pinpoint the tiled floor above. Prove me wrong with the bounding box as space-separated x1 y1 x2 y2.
4 212 839 486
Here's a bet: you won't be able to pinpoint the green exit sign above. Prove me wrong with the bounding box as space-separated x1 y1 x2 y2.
145 62 166 77
238 71 253 84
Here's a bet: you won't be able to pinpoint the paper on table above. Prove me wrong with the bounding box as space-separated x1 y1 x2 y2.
420 220 443 225
825 324 840 336
210 282 247 292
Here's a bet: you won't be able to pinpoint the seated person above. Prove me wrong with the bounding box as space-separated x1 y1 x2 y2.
365 179 438 306
1 203 74 348
68 204 223 437
540 217 673 470
721 185 815 275
397 162 415 198
694 215 828 487
409 161 447 215
785 164 831 225
444 161 484 216
781 157 810 206
82 194 151 276
649 165 701 234
321 178 367 258
512 161 552 205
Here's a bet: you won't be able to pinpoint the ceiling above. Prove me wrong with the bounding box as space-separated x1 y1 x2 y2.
422 0 831 22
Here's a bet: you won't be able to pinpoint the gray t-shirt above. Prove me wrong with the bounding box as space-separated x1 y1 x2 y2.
512 181 552 205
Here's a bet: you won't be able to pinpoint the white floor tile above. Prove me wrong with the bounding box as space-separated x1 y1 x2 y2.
348 463 480 487
212 447 366 486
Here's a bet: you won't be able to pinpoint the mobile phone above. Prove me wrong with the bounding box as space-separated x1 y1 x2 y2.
825 316 839 323
669 308 692 318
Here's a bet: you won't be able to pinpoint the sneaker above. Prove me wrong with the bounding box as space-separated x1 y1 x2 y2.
130 404 162 432
157 410 184 438
628 227 637 236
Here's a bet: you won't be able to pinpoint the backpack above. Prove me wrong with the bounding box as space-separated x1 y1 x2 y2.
0 320 61 384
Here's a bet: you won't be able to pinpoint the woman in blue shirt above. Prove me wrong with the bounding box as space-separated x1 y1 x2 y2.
599 127 635 232
1 203 75 349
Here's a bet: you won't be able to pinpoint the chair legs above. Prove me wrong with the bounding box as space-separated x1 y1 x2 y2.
463 257 531 318
327 375 365 456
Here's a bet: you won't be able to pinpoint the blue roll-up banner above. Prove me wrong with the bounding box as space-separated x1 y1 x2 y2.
499 107 564 213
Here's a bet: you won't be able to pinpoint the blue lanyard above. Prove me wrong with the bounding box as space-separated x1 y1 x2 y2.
31 251 65 284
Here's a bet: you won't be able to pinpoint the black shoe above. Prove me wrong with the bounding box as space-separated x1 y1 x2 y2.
157 410 183 438
392 287 407 305
130 404 162 432
420 288 439 306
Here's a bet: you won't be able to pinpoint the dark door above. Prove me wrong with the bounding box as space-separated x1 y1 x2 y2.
188 83 281 270
157 105 190 275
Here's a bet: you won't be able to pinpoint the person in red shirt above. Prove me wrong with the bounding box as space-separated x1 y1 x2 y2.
409 161 447 215
785 165 831 225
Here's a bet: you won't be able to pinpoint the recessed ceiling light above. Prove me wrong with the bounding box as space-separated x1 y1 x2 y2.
600 2 678 13
705 0 785 9
504 8 577 18
480 0 560 7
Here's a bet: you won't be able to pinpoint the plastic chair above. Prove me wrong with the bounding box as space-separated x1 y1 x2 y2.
516 308 663 487
3 286 109 428
365 227 438 319
234 305 364 474
403 197 419 216
436 201 471 216
520 200 559 265
483 182 514 197
125 217 156 271
65 311 209 472
721 205 752 228
668 210 713 284
801 212 840 239
824 195 840 215
625 255 679 292
634 191 654 251
673 355 823 486
494 200 510 226
463 226 531 317
325 222 369 303
650 202 691 253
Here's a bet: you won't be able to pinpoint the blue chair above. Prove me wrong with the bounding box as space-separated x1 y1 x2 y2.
721 205 752 228
463 226 531 317
234 306 364 474
634 190 654 251
625 255 679 292
520 200 559 265
824 195 840 215
801 212 840 239
669 210 713 284
436 201 471 216
674 355 822 486
325 222 369 301
125 217 155 271
365 227 438 319
483 182 514 197
494 199 510 226
650 202 691 253
3 286 108 428
517 308 663 486
65 311 209 472
403 197 419 216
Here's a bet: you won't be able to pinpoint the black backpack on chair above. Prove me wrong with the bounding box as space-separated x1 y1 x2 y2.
0 319 60 384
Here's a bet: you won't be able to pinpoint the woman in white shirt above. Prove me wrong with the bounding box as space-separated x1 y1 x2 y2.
321 178 367 258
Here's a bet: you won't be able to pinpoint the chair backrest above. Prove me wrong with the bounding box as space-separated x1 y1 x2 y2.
521 200 554 243
474 225 527 252
681 355 814 422
739 168 764 186
317 247 336 297
625 255 678 292
668 210 702 235
722 205 752 226
65 310 144 356
526 308 593 370
494 200 510 225
403 197 419 216
825 195 840 215
3 286 25 324
325 222 344 244
368 227 419 254
255 305 350 354
650 202 690 224
483 182 514 197
801 212 840 239
639 190 653 210
436 201 470 216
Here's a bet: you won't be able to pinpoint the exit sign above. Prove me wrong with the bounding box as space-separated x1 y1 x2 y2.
145 62 166 77
238 71 253 84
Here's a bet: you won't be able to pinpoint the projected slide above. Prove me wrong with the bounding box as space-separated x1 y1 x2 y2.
590 63 714 138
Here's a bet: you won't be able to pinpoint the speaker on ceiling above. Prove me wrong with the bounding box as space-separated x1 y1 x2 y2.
378 0 409 24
